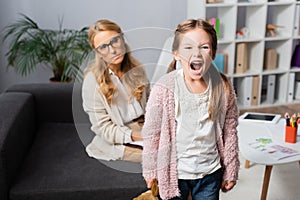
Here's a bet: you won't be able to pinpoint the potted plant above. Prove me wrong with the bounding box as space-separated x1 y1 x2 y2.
3 14 92 82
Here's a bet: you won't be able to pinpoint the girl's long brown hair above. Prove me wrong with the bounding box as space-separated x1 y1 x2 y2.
85 19 148 105
168 19 230 120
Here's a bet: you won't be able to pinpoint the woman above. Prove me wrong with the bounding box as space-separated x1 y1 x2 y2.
82 19 149 162
142 19 239 200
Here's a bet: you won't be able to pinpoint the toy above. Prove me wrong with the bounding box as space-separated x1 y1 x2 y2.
266 24 284 37
133 179 159 200
236 27 250 39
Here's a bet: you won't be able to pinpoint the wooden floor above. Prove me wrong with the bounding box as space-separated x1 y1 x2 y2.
239 103 300 117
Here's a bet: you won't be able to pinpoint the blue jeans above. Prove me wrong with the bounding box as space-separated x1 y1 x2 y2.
162 168 223 200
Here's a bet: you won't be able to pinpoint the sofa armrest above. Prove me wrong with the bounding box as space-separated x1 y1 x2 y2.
0 92 36 200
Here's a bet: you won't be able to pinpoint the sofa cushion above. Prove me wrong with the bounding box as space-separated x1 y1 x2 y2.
10 123 146 200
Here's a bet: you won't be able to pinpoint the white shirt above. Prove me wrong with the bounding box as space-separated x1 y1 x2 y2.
109 70 144 143
174 69 221 179
109 70 144 123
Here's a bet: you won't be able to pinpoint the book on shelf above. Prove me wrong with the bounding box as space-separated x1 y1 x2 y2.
236 76 253 107
264 48 277 70
206 0 223 3
235 42 248 74
294 4 300 36
294 73 300 100
251 76 260 106
261 75 276 104
207 17 220 39
294 80 300 100
213 51 228 73
287 73 295 102
291 44 300 67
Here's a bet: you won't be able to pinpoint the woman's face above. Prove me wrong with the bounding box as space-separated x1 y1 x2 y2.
174 28 214 80
93 30 126 65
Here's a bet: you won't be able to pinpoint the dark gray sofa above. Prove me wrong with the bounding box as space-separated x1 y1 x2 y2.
0 83 147 200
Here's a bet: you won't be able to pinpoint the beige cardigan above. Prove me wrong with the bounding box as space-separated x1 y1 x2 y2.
82 72 147 161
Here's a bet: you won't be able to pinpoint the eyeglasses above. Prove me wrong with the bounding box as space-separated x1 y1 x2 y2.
95 35 123 55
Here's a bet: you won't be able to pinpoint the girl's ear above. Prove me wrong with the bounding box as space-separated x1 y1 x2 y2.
173 50 180 61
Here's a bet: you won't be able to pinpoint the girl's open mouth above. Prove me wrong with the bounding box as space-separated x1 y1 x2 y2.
190 61 203 71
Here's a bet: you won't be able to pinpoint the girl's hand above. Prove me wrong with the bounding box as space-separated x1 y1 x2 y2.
221 181 236 192
145 178 154 188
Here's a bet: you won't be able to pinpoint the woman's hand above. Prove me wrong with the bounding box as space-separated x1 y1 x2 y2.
221 181 236 192
131 130 143 141
127 121 143 141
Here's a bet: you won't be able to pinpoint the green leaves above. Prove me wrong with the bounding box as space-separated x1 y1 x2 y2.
3 14 92 81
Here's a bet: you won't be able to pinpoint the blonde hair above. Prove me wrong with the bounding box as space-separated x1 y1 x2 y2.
85 19 148 105
168 19 230 120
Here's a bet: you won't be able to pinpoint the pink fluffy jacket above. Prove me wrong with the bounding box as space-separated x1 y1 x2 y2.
142 70 240 200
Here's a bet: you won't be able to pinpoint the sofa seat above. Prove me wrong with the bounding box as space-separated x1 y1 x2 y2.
0 83 148 200
8 121 146 200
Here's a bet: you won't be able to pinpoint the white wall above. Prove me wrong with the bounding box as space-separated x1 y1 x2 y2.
0 0 186 92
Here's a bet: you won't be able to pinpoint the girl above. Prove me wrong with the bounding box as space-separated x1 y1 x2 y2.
82 19 149 162
142 19 239 200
